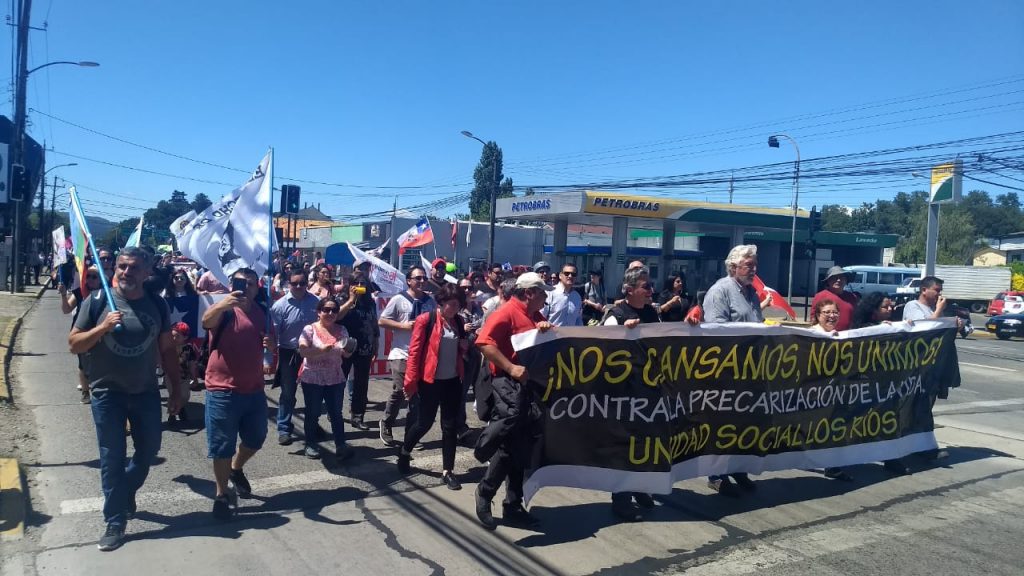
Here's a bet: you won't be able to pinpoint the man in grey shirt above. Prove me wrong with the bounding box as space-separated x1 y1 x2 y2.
70 247 181 551
700 244 762 497
544 262 584 327
271 271 320 444
902 276 947 321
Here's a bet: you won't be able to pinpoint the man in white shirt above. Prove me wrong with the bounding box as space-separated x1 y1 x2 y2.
544 263 584 327
902 276 947 321
378 265 437 446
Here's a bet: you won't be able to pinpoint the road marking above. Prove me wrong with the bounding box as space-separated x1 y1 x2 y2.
678 486 1024 576
933 398 1024 414
959 361 1017 373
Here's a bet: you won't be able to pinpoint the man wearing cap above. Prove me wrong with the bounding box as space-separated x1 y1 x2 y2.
532 261 551 279
812 266 859 331
473 272 552 530
424 258 450 295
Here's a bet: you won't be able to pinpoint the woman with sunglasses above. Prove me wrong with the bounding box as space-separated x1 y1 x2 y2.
309 265 337 299
850 292 910 476
164 269 202 393
337 272 378 432
60 266 103 404
397 283 468 490
297 298 356 461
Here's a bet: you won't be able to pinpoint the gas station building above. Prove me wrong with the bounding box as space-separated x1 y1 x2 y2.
496 191 900 296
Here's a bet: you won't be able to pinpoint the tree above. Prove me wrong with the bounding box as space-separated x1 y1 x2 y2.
142 190 198 245
820 205 853 232
191 192 212 213
469 141 514 220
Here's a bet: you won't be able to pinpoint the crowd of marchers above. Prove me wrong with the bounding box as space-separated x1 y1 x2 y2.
56 244 959 551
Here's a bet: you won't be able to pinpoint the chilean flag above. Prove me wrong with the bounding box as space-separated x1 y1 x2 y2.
752 275 797 319
397 218 434 255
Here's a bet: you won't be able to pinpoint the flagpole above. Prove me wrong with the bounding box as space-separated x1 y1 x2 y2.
266 147 274 325
69 186 120 324
452 219 458 272
426 216 438 260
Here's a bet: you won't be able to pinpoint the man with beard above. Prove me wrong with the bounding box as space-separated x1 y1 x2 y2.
70 247 182 550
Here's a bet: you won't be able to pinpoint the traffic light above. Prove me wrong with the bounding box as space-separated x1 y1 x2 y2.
808 205 822 235
9 163 31 201
280 184 301 214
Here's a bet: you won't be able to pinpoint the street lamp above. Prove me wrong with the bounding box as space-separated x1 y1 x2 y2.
461 130 499 266
9 55 98 292
768 134 801 302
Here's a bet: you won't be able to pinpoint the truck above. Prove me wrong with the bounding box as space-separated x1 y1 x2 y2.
894 265 1012 313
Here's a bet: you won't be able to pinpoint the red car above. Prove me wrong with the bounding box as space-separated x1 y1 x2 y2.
987 291 1024 316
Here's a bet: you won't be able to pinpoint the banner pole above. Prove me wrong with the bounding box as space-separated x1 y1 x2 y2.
266 147 274 328
69 186 119 322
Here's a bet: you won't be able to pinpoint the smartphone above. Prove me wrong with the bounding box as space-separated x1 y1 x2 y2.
231 277 247 293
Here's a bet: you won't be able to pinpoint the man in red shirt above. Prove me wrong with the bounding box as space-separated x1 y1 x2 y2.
202 268 275 519
474 272 552 530
811 266 859 331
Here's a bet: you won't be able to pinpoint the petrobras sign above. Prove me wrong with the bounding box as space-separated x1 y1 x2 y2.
496 192 583 218
510 198 552 213
929 161 962 204
590 196 661 212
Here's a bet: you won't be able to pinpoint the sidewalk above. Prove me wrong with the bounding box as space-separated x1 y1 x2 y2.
0 284 47 542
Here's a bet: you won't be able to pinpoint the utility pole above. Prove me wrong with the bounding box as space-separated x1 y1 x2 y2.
729 172 734 204
10 0 33 293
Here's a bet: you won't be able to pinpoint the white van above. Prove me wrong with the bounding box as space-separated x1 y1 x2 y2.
844 266 920 296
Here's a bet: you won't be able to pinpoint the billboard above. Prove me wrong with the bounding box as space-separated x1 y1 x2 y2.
929 161 962 204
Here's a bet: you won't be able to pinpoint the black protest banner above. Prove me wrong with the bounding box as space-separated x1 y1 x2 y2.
513 320 960 503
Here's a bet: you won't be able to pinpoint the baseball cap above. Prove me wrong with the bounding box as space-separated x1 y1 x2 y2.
431 258 447 269
533 260 551 272
515 272 555 291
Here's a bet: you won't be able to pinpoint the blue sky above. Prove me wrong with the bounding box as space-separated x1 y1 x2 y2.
9 0 1024 224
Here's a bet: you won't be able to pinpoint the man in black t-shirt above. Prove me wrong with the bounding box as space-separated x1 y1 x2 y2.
602 265 659 522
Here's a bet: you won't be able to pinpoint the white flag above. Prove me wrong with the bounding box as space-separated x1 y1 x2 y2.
52 226 67 265
366 237 389 259
466 220 472 247
124 216 144 248
170 210 198 248
348 241 406 297
180 150 277 286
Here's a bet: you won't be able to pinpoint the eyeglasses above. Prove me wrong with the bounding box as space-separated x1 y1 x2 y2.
99 256 113 262
561 271 577 277
820 311 841 317
409 276 426 281
459 285 471 290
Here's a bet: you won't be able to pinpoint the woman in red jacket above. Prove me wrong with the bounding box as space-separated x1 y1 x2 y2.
397 283 468 490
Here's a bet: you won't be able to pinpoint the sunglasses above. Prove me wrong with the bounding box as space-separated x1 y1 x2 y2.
86 275 100 280
99 256 113 262
321 307 339 314
173 276 186 281
409 276 426 281
561 271 577 277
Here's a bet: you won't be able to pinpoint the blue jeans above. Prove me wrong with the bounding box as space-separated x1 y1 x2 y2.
90 387 162 526
300 383 346 447
276 348 302 434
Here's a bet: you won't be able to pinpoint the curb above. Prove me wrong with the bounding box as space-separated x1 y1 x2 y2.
0 458 24 541
0 317 24 403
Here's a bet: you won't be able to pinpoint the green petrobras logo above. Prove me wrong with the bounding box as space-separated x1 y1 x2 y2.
929 161 962 204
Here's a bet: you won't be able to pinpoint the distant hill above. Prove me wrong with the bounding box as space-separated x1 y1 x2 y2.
84 216 116 244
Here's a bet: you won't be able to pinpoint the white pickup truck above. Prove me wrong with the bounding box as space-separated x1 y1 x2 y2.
894 265 1011 313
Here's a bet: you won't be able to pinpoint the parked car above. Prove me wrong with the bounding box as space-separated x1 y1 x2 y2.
987 291 1024 316
986 313 1024 340
1005 296 1024 315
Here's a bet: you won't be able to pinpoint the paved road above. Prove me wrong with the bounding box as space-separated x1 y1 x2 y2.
2 293 1023 575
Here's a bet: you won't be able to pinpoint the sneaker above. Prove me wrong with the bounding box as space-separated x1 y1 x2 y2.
442 472 462 491
350 414 370 431
379 420 398 447
475 486 498 530
304 445 321 459
278 433 294 446
229 468 252 499
633 493 655 509
502 503 541 528
823 468 854 482
708 477 740 497
612 499 642 522
178 406 188 422
335 444 355 462
883 459 910 476
397 450 411 474
733 473 757 492
97 523 125 551
212 494 233 520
